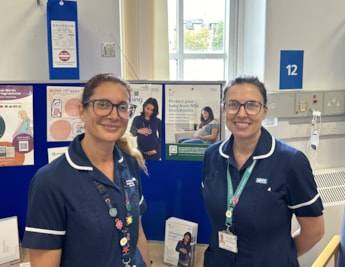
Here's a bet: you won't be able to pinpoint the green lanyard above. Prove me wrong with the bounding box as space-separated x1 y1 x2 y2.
225 159 257 230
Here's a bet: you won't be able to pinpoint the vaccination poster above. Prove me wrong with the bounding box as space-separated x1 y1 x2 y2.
127 83 163 161
0 86 34 166
47 86 84 142
165 83 222 161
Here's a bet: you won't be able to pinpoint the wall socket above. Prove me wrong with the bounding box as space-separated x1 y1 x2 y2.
267 90 345 117
320 122 337 135
323 91 345 115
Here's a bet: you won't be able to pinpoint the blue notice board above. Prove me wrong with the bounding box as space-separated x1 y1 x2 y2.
0 81 217 244
279 50 304 89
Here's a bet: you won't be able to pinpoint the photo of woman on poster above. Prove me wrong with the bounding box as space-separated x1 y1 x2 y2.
175 232 192 267
177 106 219 144
130 97 162 160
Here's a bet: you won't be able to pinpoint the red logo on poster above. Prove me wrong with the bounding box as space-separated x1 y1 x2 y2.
59 50 70 62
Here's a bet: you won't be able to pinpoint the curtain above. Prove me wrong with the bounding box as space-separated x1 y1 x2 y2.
121 0 169 80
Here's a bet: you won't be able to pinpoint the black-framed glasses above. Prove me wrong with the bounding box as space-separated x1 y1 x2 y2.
83 99 137 119
223 100 265 115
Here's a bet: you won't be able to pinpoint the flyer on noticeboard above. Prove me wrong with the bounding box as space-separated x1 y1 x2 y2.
47 86 84 142
127 83 163 161
165 83 222 161
0 85 34 166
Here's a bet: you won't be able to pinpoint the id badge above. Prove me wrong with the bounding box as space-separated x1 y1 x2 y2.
218 230 238 253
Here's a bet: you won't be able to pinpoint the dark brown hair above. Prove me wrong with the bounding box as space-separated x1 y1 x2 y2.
81 73 131 105
223 76 267 105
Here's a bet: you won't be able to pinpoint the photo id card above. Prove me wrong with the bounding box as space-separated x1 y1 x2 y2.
218 230 238 253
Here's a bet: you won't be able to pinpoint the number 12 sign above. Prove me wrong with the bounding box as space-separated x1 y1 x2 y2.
279 50 304 89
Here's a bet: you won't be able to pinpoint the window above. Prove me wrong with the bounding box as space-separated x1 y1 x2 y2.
168 0 236 81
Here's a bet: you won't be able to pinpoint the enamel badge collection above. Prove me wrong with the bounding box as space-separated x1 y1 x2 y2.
94 179 134 266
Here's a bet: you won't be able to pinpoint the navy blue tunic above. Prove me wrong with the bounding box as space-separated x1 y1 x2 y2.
202 127 323 267
22 134 146 266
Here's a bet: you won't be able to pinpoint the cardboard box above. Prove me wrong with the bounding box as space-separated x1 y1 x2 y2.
0 216 20 265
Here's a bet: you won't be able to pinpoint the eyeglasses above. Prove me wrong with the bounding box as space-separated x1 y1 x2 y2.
83 99 137 119
223 100 265 115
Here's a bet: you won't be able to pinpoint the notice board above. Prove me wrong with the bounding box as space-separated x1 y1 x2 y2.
0 81 223 243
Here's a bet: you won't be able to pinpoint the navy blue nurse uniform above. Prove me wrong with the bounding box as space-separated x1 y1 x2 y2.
202 127 323 267
22 134 147 266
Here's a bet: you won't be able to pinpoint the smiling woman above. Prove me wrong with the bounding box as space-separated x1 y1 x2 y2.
130 97 162 160
201 76 325 267
177 106 219 144
22 73 151 267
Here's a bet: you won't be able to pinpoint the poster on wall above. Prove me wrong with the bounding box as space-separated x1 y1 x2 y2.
48 146 68 163
0 85 34 166
47 86 84 142
51 20 78 69
165 83 222 161
127 83 163 161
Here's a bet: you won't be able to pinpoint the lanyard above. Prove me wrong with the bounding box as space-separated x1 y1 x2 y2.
225 159 257 230
93 179 133 266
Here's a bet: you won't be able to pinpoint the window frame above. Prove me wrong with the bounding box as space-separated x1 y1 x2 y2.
169 0 238 81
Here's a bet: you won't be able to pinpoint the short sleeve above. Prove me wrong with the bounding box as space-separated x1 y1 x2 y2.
286 151 324 217
22 167 66 249
210 120 219 129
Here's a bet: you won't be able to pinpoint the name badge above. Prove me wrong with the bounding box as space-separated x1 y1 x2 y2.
218 230 238 253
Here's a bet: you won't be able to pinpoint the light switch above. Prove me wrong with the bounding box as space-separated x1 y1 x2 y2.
101 43 116 57
299 100 307 112
295 92 323 116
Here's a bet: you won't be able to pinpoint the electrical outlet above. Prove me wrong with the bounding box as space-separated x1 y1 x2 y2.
323 91 345 115
321 122 337 135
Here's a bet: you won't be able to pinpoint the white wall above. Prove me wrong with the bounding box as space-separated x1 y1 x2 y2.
0 0 122 81
262 0 345 170
238 0 345 168
239 0 345 91
259 1 345 266
3 1 345 86
264 0 345 91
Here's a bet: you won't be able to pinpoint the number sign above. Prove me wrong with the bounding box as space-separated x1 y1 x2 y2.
279 50 304 89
